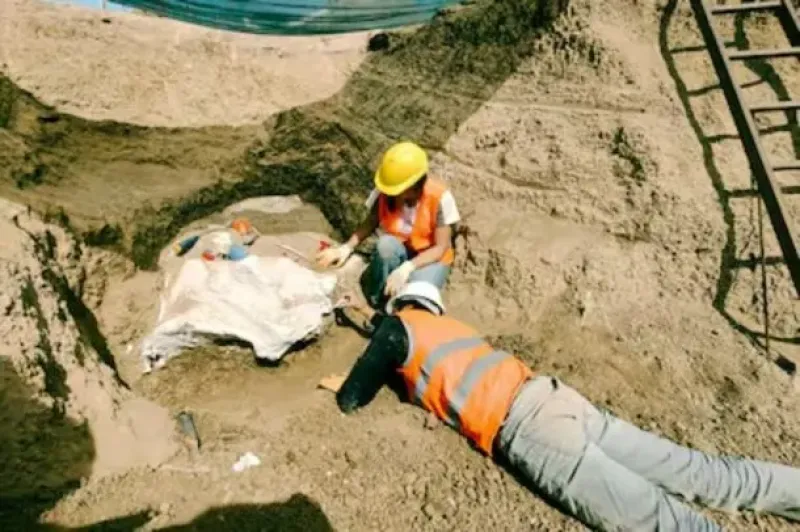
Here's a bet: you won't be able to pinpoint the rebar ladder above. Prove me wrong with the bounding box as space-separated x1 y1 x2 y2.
691 0 800 298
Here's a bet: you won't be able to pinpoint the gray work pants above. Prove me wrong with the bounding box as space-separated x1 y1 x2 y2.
497 376 800 531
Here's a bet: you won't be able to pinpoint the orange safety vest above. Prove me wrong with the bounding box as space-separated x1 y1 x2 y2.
377 177 455 266
396 309 534 456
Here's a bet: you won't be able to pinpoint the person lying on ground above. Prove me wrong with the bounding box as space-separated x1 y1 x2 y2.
315 141 460 309
317 281 800 532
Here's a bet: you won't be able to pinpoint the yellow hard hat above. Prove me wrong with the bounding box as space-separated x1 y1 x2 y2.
374 141 429 196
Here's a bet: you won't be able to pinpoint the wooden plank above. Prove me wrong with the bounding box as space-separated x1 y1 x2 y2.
711 1 781 15
750 100 800 113
728 47 800 60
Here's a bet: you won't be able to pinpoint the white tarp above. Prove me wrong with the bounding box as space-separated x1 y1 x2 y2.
139 254 337 372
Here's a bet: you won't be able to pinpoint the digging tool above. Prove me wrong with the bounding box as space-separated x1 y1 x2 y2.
277 243 312 263
172 235 200 256
176 411 201 451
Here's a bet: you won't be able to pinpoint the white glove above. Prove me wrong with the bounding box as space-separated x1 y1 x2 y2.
385 261 416 297
316 244 352 269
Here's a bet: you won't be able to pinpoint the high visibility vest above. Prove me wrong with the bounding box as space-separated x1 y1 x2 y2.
377 177 455 266
396 309 534 456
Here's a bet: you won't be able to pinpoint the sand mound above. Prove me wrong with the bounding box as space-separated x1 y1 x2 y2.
0 0 368 127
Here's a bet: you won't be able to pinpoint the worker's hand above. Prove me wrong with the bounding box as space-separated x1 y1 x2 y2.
316 244 352 269
317 373 346 393
384 261 416 297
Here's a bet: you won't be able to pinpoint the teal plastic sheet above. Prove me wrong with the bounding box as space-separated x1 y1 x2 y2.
110 0 463 35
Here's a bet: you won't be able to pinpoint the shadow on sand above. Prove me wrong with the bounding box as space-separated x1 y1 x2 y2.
0 352 332 531
40 494 333 531
658 0 799 373
0 357 95 530
155 494 334 532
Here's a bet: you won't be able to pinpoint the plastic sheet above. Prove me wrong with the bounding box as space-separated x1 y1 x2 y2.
139 254 337 372
111 0 463 35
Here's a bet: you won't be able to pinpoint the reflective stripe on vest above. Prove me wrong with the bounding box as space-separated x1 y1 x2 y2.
413 337 484 400
377 177 455 266
444 349 511 425
398 309 533 455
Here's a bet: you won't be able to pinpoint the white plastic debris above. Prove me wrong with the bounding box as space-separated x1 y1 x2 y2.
232 451 261 473
209 230 234 256
139 255 337 372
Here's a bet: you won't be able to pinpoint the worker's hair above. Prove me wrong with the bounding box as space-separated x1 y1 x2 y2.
386 174 428 212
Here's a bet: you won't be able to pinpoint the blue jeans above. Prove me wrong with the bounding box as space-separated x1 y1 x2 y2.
361 235 450 309
497 377 800 531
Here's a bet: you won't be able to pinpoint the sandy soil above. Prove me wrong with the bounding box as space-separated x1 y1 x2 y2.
0 200 178 527
0 0 368 127
1 0 799 531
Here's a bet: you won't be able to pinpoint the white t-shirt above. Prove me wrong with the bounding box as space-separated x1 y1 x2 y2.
365 188 461 235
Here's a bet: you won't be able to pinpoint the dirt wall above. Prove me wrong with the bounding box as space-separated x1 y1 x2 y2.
0 202 177 529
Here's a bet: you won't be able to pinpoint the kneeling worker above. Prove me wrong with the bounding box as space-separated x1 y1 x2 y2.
315 141 460 309
318 282 800 531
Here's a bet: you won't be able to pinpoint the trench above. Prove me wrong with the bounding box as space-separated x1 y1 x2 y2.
0 2 570 526
0 0 568 270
